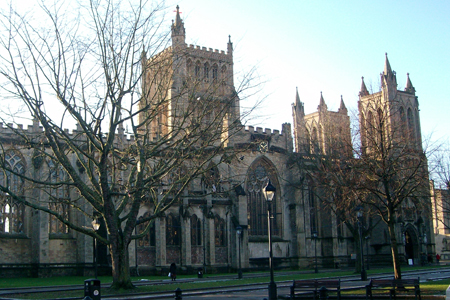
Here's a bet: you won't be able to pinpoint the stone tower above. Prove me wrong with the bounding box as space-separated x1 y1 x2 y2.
139 6 239 142
358 53 422 153
292 90 351 157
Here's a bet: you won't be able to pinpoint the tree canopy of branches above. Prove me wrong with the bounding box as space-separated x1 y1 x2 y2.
0 0 257 289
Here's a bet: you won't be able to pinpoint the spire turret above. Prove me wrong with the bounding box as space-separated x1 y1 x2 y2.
318 92 327 112
404 73 416 95
384 52 393 76
381 53 397 90
339 95 348 114
171 5 185 47
227 35 233 56
359 76 369 97
293 87 304 116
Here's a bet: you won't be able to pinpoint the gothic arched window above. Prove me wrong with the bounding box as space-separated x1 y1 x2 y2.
212 64 218 82
308 176 317 234
246 159 280 237
195 61 201 78
166 214 180 245
48 160 70 235
399 106 406 139
311 127 319 154
137 212 155 247
190 214 202 246
203 63 209 79
221 65 227 86
407 108 415 141
214 215 226 246
0 150 25 234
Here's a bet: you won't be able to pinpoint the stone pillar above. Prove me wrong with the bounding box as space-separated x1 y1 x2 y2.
237 193 248 268
209 216 215 266
155 216 166 267
182 215 191 266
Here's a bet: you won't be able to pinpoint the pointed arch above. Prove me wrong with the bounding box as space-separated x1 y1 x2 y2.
166 213 180 245
190 214 202 246
137 212 155 247
245 157 281 237
194 60 201 78
203 62 210 79
0 150 25 234
212 64 218 82
407 107 415 141
214 214 226 246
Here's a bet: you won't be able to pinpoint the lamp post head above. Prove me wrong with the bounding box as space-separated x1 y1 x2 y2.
263 181 276 202
92 219 100 231
355 205 363 219
236 225 242 236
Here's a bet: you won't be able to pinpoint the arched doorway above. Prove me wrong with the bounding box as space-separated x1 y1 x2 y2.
404 226 419 264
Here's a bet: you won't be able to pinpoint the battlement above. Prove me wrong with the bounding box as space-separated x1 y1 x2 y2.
186 44 231 61
188 44 226 55
0 122 137 144
245 125 281 136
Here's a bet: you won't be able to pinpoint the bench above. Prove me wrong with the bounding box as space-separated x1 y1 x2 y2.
290 279 341 300
366 278 421 300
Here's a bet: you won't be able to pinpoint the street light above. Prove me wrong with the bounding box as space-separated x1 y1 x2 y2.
263 180 277 300
312 231 318 273
92 218 100 279
365 235 370 270
356 207 367 281
236 225 243 279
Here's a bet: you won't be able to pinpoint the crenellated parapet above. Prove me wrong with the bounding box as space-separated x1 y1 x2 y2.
0 122 138 147
186 44 231 62
229 123 293 154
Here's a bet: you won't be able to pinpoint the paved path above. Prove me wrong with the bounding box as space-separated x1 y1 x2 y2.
189 287 289 299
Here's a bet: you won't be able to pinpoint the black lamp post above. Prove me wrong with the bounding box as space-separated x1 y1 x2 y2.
365 235 370 270
236 225 243 279
312 231 318 273
92 218 100 279
356 207 367 281
263 180 277 300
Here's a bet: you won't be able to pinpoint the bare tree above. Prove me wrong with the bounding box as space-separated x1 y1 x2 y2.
0 0 258 289
290 80 433 279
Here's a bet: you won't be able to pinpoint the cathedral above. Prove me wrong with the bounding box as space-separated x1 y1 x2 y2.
0 6 439 278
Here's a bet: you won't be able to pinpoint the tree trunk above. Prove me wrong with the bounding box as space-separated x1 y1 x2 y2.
110 238 134 290
388 221 402 280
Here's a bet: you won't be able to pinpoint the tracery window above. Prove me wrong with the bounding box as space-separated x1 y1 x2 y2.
246 159 280 237
195 61 201 78
203 63 209 79
220 65 227 86
214 215 226 246
137 212 155 247
0 150 25 234
399 106 406 138
166 214 180 245
407 108 414 140
48 160 70 234
308 177 317 234
212 64 218 82
190 214 202 246
311 127 319 154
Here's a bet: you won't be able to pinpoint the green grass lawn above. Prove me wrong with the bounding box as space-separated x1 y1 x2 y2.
1 267 449 299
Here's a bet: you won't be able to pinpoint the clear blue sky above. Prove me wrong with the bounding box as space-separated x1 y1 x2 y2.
2 0 448 144
173 0 450 143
